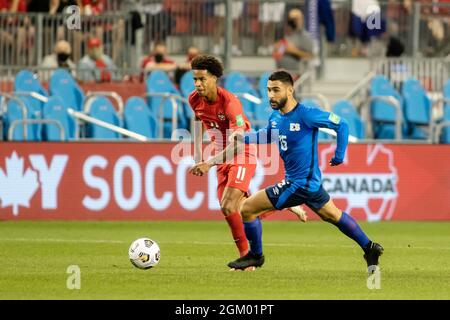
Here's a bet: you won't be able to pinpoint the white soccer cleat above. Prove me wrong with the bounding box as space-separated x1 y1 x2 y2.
288 205 308 222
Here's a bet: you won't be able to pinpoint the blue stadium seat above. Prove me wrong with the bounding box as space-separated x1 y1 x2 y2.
441 104 450 143
224 71 259 119
179 70 195 126
258 71 271 99
252 97 273 131
332 100 365 139
3 96 42 141
402 78 431 140
179 70 195 98
14 70 49 138
49 69 85 111
87 96 121 139
14 70 49 97
443 79 450 110
370 75 404 139
301 98 332 141
146 70 187 138
124 97 157 139
42 96 74 141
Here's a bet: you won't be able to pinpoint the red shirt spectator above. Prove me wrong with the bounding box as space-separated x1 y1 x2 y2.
140 42 176 81
82 0 104 15
0 0 27 12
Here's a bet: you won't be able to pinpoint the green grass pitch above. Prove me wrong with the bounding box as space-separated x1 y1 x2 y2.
0 220 449 300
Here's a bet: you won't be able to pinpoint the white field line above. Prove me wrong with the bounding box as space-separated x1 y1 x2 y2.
0 238 449 250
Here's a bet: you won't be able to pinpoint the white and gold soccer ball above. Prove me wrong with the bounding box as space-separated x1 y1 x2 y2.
128 238 161 269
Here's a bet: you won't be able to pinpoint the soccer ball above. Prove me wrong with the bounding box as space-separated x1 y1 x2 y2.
128 237 160 269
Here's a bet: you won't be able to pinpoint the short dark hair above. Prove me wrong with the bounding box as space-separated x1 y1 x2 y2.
191 55 224 78
269 71 294 86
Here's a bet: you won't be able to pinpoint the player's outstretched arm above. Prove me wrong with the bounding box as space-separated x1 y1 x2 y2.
303 107 349 166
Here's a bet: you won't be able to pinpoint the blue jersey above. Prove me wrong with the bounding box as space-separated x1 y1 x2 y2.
245 103 349 192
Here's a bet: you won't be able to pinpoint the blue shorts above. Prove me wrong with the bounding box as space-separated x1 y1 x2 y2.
265 180 330 210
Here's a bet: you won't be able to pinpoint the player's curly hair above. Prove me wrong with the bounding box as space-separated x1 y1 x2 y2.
191 55 224 78
269 71 294 86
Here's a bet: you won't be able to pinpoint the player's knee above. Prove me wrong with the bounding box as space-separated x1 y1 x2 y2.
240 200 255 220
220 200 236 216
318 210 340 224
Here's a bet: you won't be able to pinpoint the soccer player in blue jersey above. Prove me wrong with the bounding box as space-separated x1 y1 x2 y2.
227 71 383 272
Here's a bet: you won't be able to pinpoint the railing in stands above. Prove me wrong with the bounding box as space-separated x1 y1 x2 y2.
8 119 65 141
67 108 148 142
371 57 450 92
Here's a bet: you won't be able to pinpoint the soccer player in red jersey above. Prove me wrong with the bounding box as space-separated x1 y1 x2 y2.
188 55 306 262
188 55 255 259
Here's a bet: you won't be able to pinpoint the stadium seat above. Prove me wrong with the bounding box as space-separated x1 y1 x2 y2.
301 98 332 141
332 100 365 139
440 104 450 143
124 97 157 139
49 69 85 111
443 79 450 111
146 70 187 138
3 96 41 141
258 71 271 99
370 75 404 139
87 96 121 139
14 70 49 97
224 71 259 119
42 96 73 141
13 70 50 138
252 97 273 130
179 70 195 98
179 70 195 126
402 78 432 140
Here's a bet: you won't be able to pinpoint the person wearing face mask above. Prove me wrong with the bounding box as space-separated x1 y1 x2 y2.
140 41 177 81
40 40 76 80
273 8 314 79
174 46 200 86
77 37 118 82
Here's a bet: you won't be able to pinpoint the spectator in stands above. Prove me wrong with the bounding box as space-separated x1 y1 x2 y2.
40 40 76 80
385 22 405 57
257 1 286 55
273 8 314 79
140 41 177 81
211 1 244 56
77 37 117 82
174 46 200 86
0 0 33 65
80 0 104 15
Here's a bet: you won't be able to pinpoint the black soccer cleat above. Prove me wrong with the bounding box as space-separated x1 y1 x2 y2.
228 252 265 270
363 242 384 272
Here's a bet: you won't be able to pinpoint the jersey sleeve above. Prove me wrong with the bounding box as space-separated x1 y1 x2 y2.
188 92 197 111
224 95 247 131
302 107 349 160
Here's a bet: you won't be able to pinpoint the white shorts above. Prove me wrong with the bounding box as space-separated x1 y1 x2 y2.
259 2 286 23
214 1 244 19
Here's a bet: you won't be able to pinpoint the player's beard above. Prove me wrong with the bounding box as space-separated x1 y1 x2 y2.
270 97 287 110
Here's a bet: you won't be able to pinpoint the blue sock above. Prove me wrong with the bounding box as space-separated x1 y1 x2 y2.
244 218 263 256
334 212 370 249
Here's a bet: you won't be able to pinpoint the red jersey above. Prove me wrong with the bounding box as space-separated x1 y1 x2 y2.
189 87 253 154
